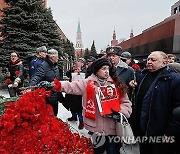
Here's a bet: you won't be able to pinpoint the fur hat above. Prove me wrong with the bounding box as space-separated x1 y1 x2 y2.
47 49 58 56
36 46 47 53
92 58 112 74
106 46 122 56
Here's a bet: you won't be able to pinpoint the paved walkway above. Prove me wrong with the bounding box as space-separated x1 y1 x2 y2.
0 89 9 98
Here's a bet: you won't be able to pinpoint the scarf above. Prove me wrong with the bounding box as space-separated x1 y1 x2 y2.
85 80 122 120
9 59 20 65
85 80 96 120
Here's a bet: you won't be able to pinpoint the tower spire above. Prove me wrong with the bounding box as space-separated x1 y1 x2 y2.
75 19 83 49
111 27 118 46
77 20 81 33
113 27 116 40
75 19 84 59
130 26 134 39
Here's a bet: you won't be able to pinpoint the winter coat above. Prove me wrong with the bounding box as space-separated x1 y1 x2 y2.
133 66 180 137
64 69 83 112
116 61 135 86
29 56 44 79
29 57 61 85
29 58 64 108
60 74 132 135
6 61 24 86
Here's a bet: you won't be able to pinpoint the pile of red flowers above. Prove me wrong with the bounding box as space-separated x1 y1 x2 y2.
0 88 94 153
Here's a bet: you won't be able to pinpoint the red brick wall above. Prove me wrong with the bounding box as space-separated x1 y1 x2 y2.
0 0 7 20
119 19 175 50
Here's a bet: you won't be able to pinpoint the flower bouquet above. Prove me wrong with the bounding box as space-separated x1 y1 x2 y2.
0 88 94 153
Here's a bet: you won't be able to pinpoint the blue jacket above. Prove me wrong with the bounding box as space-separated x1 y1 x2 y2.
29 58 60 86
29 56 44 79
29 57 63 106
133 66 180 136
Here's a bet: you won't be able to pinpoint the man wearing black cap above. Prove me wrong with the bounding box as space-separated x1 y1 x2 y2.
121 51 133 66
106 46 134 87
29 46 47 79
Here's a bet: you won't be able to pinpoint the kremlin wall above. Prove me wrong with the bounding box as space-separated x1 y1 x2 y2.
118 1 180 60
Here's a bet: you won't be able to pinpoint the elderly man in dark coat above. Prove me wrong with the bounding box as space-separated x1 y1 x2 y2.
130 51 180 154
29 49 64 116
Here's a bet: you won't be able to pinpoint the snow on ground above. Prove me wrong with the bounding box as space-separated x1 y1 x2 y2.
0 89 10 98
57 102 90 138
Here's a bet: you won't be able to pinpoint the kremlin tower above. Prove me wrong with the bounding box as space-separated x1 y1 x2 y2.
111 28 118 46
75 20 84 60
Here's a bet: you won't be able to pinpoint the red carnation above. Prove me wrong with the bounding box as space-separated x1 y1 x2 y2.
0 88 94 153
15 70 20 76
53 78 61 91
6 78 12 84
132 64 140 70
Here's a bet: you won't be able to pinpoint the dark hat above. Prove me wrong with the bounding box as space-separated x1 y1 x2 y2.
87 56 96 63
92 58 112 74
36 46 47 53
106 46 122 56
47 49 58 56
121 51 132 60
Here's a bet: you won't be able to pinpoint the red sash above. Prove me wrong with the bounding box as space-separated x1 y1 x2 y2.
85 80 96 120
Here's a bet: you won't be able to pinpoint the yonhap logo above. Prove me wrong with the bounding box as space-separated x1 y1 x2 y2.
91 132 106 148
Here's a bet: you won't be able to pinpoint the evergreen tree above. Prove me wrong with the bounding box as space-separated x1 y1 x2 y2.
63 39 75 61
90 40 97 57
0 0 63 67
84 48 90 60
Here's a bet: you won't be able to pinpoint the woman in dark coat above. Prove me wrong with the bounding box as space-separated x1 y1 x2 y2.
6 51 24 97
65 62 84 130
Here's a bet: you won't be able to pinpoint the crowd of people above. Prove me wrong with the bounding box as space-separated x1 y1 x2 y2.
3 46 180 154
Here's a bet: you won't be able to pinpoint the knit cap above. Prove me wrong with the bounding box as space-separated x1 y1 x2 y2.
92 58 112 74
47 49 58 56
36 46 47 53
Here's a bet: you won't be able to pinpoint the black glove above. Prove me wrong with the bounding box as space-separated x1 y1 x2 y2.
37 81 54 90
105 112 121 120
104 109 121 120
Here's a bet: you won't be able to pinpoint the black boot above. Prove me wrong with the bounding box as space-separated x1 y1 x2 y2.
67 117 77 121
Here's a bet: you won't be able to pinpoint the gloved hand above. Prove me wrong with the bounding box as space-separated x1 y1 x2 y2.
12 82 18 88
12 78 21 88
104 109 121 120
37 81 54 90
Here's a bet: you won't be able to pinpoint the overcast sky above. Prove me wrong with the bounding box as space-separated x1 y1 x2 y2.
47 0 178 52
